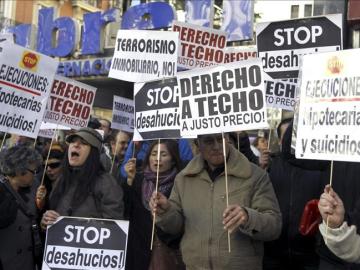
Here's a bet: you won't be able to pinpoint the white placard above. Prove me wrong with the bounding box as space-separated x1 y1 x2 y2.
109 30 178 83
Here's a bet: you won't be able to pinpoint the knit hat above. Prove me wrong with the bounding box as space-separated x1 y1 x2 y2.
66 127 103 151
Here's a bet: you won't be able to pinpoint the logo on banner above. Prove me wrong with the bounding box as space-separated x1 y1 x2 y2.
327 56 343 74
20 51 39 71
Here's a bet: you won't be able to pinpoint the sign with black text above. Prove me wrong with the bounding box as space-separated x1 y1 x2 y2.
265 78 298 110
134 77 180 140
42 217 129 270
109 30 178 82
0 42 58 138
295 49 360 162
256 14 342 80
111 95 134 133
178 59 268 137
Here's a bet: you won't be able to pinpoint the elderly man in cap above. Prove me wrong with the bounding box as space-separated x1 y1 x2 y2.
150 133 281 270
41 127 124 228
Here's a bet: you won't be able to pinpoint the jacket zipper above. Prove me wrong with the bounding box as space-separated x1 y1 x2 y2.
208 182 214 270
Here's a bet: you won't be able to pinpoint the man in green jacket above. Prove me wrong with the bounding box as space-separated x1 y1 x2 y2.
150 133 282 270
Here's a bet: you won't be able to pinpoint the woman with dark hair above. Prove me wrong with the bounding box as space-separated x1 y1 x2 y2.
35 142 65 211
40 127 124 229
124 139 185 270
0 145 43 270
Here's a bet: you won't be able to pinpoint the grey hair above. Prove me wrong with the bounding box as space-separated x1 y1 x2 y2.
0 145 42 177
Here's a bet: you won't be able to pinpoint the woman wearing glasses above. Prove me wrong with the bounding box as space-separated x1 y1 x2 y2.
0 145 43 270
40 127 124 229
35 143 65 211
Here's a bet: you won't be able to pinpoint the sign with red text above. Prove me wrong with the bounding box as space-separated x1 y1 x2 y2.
223 46 257 64
42 216 129 270
178 59 268 137
43 75 97 130
134 77 180 140
0 42 58 138
111 95 134 133
173 21 227 69
109 30 178 83
295 49 360 162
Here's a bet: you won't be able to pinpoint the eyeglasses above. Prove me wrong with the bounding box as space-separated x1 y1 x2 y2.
26 168 37 175
47 162 61 169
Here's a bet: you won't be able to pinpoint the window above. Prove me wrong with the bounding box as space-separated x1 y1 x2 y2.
304 4 313 17
291 5 299 19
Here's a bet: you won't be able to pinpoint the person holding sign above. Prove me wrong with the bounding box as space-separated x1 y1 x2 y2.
318 185 360 263
35 143 65 211
0 145 43 270
124 139 185 270
150 133 281 270
40 127 124 229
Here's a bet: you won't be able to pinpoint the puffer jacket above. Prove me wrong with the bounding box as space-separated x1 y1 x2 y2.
52 172 124 219
156 145 282 270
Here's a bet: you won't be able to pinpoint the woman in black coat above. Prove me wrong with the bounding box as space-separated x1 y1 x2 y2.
0 145 42 270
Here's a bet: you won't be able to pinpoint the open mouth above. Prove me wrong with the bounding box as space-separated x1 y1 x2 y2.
71 151 80 157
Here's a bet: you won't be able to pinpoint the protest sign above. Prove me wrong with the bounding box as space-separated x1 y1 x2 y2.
0 42 58 138
177 59 268 137
42 216 129 270
265 78 298 110
257 14 342 111
173 21 227 69
134 77 180 140
256 14 342 80
43 75 97 130
38 121 71 139
111 95 134 133
0 33 14 44
295 49 360 162
223 46 257 64
109 30 178 83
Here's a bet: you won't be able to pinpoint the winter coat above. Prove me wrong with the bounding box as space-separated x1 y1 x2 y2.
124 173 183 270
51 172 124 219
0 180 38 270
156 145 282 270
263 148 326 266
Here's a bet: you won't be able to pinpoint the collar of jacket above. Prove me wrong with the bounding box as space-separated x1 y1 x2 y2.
182 145 252 179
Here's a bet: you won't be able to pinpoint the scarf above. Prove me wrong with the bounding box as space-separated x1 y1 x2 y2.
142 166 177 210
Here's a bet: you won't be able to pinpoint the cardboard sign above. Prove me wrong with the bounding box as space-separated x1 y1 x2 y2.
42 217 129 270
111 95 134 133
223 46 257 64
134 77 180 140
0 42 58 138
43 75 97 130
173 21 227 69
109 30 178 83
178 59 268 137
295 49 360 162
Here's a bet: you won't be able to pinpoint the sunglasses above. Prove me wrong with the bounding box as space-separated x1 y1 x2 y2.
46 162 61 169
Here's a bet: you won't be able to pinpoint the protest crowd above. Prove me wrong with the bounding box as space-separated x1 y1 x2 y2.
1 2 360 270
